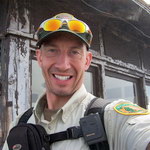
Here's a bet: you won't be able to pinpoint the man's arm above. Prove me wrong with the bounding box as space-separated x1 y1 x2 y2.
104 100 150 150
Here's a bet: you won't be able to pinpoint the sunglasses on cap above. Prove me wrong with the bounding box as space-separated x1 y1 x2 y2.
36 13 93 48
38 18 91 34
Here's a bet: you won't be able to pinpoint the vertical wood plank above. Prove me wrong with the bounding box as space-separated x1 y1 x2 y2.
8 36 31 118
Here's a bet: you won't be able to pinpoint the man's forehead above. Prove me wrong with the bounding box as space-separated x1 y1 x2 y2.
41 32 86 47
42 43 84 50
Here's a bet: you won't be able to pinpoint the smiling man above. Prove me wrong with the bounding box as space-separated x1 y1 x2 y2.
3 13 150 150
36 31 92 110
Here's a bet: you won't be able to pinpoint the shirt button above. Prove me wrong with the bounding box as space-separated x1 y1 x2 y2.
48 125 51 130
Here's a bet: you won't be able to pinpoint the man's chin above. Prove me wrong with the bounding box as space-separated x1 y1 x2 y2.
51 89 75 97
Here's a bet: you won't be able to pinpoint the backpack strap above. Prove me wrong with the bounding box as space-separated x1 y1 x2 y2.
16 98 110 150
45 97 110 146
84 97 110 150
85 97 110 125
18 107 33 124
45 126 83 144
16 107 83 144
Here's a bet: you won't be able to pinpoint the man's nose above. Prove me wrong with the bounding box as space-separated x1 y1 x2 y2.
55 54 71 71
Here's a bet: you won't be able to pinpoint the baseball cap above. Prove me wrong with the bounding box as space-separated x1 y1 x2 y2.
36 13 93 48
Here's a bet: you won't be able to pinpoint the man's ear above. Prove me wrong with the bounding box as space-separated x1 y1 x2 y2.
85 52 92 71
36 49 42 67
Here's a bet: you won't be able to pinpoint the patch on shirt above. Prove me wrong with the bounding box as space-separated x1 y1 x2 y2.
114 102 150 115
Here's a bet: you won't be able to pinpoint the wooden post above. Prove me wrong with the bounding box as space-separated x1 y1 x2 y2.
7 0 31 120
8 36 31 118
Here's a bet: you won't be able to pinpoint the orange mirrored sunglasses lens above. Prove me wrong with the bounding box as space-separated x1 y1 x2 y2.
44 19 62 31
68 20 86 33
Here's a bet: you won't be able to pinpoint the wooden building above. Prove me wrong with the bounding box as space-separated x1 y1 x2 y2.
0 0 150 147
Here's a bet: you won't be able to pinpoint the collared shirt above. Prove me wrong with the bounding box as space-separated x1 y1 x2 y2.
104 99 150 150
3 85 150 150
3 84 95 150
34 84 95 150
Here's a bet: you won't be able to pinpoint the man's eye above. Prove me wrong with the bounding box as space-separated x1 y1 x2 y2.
48 49 57 53
69 50 82 59
46 49 58 57
70 50 80 55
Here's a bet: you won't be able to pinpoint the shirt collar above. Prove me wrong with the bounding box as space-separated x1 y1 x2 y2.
33 93 47 122
33 84 88 123
61 84 88 122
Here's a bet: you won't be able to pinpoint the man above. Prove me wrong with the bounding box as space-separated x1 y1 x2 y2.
3 13 150 150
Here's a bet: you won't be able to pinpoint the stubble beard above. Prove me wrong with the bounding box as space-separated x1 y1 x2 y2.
43 67 84 98
46 84 76 97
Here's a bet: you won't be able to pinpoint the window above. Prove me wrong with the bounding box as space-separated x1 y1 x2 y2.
146 84 150 109
84 71 94 94
105 72 136 102
102 27 141 67
0 40 1 95
0 122 2 147
0 40 2 147
32 59 45 106
0 40 1 77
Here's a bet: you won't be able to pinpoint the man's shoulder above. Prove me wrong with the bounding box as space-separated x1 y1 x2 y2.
11 108 36 128
105 99 150 116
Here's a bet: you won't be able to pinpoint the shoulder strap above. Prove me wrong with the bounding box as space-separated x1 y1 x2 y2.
15 98 110 150
44 98 110 147
85 97 110 124
85 97 110 150
85 97 110 115
18 107 33 125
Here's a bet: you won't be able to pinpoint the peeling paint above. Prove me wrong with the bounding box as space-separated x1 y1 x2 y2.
104 56 145 74
8 74 16 85
8 0 30 33
18 39 27 57
8 36 31 118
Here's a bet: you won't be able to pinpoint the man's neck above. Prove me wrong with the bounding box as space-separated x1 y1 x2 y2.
46 93 72 110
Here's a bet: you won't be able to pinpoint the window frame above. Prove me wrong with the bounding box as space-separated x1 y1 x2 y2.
145 80 150 108
87 65 103 97
105 70 144 106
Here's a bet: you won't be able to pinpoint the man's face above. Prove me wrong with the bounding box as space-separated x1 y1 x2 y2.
36 33 92 98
